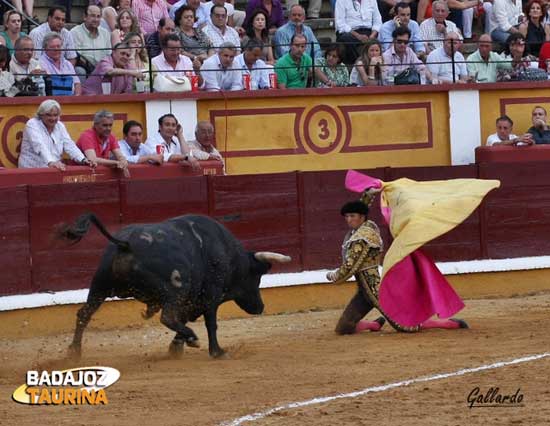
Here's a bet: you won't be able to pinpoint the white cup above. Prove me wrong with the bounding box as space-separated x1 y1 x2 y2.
101 81 111 95
135 80 145 93
530 61 539 69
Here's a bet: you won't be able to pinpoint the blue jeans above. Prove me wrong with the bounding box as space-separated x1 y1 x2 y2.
491 28 512 44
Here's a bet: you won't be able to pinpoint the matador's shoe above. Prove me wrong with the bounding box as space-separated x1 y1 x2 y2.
450 318 469 329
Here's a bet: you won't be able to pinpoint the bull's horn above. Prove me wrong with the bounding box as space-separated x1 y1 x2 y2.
254 252 292 263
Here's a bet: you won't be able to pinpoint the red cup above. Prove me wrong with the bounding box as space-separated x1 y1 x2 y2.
242 74 251 90
191 75 199 92
269 73 277 89
156 145 165 155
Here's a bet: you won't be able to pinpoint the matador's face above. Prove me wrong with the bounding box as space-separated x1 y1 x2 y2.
344 213 366 231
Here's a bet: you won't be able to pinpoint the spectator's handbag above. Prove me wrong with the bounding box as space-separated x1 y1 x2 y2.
394 67 421 85
517 68 547 81
14 77 39 96
75 54 95 76
153 74 191 92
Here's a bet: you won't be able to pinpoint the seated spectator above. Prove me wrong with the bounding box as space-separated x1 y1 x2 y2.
145 17 176 58
420 1 461 53
18 100 94 170
274 34 312 89
200 42 241 91
203 5 241 52
382 26 428 83
187 121 225 171
426 31 468 83
124 32 150 72
111 8 142 46
77 109 129 176
447 0 479 41
497 33 536 81
144 113 198 167
118 120 164 164
519 0 550 56
10 0 34 19
234 39 270 89
82 42 143 95
335 0 382 65
489 0 523 44
152 33 201 88
350 39 385 86
273 5 321 60
71 5 112 77
467 34 504 83
244 0 285 33
538 41 550 69
9 36 41 82
39 33 81 96
204 0 244 28
314 43 350 87
287 0 322 20
29 6 77 64
242 9 274 65
169 0 209 28
487 114 534 145
378 2 426 59
132 0 170 35
0 10 26 54
528 105 550 144
0 46 18 96
98 0 118 32
176 6 213 64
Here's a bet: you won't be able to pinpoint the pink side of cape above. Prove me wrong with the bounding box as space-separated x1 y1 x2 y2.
379 250 465 327
345 170 383 192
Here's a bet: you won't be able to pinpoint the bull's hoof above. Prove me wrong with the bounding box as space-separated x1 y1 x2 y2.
450 318 469 329
169 341 184 359
142 305 160 320
209 348 226 359
185 337 200 348
67 344 82 360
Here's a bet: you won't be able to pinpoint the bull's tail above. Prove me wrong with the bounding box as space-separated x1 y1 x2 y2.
56 213 130 250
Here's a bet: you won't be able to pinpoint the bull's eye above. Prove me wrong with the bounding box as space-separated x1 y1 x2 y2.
171 270 182 288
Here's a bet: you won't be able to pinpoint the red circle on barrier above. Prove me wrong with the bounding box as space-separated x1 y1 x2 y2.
303 105 343 154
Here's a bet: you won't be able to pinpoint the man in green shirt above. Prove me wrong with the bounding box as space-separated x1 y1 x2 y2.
275 34 312 89
466 34 504 83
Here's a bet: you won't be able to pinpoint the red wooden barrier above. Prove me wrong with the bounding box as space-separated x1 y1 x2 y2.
475 145 550 164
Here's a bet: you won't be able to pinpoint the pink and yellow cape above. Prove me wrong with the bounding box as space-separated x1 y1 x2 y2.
345 170 500 327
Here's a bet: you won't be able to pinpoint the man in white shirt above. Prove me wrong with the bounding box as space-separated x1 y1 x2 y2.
489 0 523 44
202 5 241 52
152 34 201 87
118 120 164 164
419 1 461 53
426 32 468 83
233 39 270 89
200 42 241 91
9 36 42 81
335 0 383 64
486 115 534 146
29 5 77 63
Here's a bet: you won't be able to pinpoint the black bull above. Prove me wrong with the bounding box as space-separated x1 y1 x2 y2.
58 213 291 358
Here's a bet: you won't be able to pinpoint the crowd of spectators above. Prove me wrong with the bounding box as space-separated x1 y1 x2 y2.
1 0 550 95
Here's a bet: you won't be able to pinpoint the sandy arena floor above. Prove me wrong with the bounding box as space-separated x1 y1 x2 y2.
1 292 549 426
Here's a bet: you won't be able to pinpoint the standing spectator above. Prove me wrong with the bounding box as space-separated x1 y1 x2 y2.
489 0 523 44
497 33 535 81
0 10 26 54
187 120 225 167
111 8 142 46
39 33 81 96
203 5 241 51
82 42 142 95
335 0 383 65
350 39 385 86
132 0 170 35
242 10 274 65
200 42 241 90
71 5 112 77
467 33 503 83
29 6 77 64
528 106 550 144
426 31 468 83
152 33 200 86
244 0 285 33
420 1 461 53
169 0 209 28
77 109 129 176
176 6 213 64
9 36 41 81
273 5 321 60
519 0 550 56
145 17 176 58
382 26 428 83
234 39 270 89
274 34 312 89
144 113 197 166
314 43 350 87
118 120 164 164
18 100 94 170
378 2 426 58
486 115 533 145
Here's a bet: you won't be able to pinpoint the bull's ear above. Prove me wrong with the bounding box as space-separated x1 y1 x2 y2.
248 252 271 274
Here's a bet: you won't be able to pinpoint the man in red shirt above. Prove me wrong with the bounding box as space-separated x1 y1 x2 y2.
77 109 130 177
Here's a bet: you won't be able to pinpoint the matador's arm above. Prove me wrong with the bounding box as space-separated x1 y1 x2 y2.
328 242 380 284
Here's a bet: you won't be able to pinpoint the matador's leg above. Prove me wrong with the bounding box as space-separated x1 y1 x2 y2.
335 287 383 334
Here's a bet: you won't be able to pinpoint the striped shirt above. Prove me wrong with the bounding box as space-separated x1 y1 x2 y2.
202 23 240 52
132 0 170 35
419 19 460 52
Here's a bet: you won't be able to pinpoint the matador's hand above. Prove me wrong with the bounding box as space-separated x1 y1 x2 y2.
326 271 337 282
